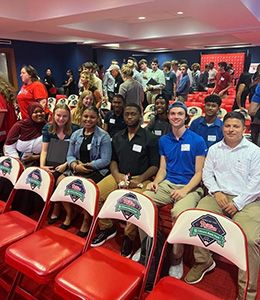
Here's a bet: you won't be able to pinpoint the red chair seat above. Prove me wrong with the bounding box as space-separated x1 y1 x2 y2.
146 276 221 300
0 200 5 213
55 247 145 300
5 226 85 284
0 211 36 250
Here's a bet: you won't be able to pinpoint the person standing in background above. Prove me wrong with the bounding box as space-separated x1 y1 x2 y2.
207 62 217 88
162 61 177 101
127 57 144 87
139 59 152 87
0 75 17 154
63 69 77 97
171 60 182 86
43 68 56 97
249 83 260 146
176 64 190 102
119 65 144 109
17 65 47 119
146 58 166 104
103 65 121 102
232 72 252 110
198 64 209 92
211 61 231 98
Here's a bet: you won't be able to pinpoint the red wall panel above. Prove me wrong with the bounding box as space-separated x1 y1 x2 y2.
201 53 245 79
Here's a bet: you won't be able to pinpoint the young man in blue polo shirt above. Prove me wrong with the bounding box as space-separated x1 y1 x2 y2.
189 94 223 148
144 101 207 279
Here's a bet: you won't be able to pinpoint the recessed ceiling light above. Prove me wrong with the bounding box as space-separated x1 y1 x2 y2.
101 43 120 48
138 16 146 20
177 11 183 15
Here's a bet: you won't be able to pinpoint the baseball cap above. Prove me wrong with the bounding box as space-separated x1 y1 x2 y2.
168 101 188 113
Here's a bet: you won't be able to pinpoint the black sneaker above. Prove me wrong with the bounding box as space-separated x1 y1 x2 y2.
91 226 117 247
121 236 134 258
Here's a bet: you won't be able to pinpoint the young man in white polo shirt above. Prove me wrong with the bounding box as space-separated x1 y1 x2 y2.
185 111 260 300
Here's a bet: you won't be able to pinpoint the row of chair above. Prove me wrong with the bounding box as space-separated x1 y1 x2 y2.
47 94 79 112
0 156 249 299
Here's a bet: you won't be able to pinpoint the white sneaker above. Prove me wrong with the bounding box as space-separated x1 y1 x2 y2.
168 260 184 279
132 248 141 261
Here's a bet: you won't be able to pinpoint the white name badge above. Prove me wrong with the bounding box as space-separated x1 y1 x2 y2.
132 144 142 152
154 130 162 136
109 118 116 124
181 144 190 151
87 144 91 151
220 77 225 81
208 135 217 142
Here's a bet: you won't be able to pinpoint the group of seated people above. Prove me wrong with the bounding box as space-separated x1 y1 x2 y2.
1 88 260 300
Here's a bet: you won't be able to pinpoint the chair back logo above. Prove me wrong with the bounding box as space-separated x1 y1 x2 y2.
0 158 12 176
189 107 198 116
26 169 42 190
115 192 142 220
189 214 226 247
65 179 86 203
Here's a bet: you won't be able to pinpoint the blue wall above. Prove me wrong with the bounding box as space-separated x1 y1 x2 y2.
4 40 93 87
94 47 260 71
4 39 260 88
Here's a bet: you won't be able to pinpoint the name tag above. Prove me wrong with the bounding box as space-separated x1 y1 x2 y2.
220 77 225 81
154 130 162 136
208 135 216 142
181 144 190 151
109 118 116 124
87 144 91 151
132 144 142 152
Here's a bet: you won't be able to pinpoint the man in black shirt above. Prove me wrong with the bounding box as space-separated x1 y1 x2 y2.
91 103 159 257
103 94 126 138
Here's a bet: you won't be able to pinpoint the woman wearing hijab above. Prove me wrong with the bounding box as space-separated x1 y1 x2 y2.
4 102 45 166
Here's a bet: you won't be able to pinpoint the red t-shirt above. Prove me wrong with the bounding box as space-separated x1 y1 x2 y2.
0 94 17 142
214 71 231 94
17 81 47 119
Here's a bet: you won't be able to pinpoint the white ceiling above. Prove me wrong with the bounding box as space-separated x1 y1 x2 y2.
0 0 260 52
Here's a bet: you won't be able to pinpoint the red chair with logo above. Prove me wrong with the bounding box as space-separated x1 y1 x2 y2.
146 209 249 300
0 156 24 213
0 167 54 292
185 102 204 111
0 167 54 254
5 176 99 299
55 189 158 300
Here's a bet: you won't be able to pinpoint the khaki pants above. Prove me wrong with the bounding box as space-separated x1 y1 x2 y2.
97 174 151 240
194 195 260 300
146 90 160 104
144 180 204 261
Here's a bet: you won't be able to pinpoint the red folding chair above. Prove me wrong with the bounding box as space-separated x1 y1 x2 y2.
222 97 234 106
5 176 99 300
0 167 54 292
217 107 227 120
0 157 24 213
221 104 233 112
185 102 204 110
55 189 158 300
146 209 249 300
